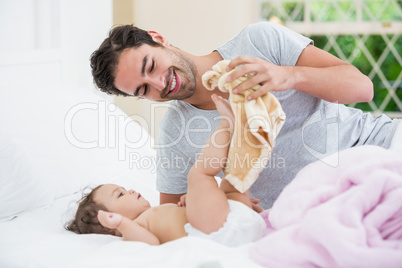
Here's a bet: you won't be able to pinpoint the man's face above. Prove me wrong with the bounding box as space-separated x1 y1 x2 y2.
114 44 197 101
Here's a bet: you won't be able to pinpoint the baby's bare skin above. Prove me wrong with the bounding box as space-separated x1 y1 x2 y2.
140 204 188 243
97 190 251 244
97 96 255 244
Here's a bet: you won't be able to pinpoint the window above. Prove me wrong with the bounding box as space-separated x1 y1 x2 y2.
260 0 402 118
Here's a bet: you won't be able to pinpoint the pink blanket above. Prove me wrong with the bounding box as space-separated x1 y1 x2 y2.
251 146 402 268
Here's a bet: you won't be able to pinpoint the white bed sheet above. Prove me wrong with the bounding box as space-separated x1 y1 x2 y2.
0 192 261 268
0 83 262 268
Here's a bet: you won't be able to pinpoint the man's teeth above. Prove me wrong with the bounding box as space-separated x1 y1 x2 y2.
169 75 176 92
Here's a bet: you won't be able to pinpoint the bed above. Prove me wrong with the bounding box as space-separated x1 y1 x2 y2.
0 82 265 268
2 85 402 268
0 2 264 262
1 4 401 267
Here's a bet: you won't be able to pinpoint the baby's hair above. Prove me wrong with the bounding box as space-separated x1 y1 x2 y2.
65 185 114 235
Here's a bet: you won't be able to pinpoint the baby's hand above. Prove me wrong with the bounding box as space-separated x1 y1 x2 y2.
177 194 187 207
212 94 234 130
97 210 122 229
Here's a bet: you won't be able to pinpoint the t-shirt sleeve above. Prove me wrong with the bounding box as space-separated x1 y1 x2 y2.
217 21 312 67
248 21 313 66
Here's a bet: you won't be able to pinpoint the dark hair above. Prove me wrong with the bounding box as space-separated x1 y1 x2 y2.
65 185 114 235
90 25 162 96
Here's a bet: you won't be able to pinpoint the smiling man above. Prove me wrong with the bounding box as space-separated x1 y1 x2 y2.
90 22 401 209
113 37 198 101
91 26 226 110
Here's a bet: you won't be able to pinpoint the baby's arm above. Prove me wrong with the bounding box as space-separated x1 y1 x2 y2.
97 210 160 245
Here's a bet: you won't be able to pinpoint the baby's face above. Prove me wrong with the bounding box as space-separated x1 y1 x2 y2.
94 184 151 220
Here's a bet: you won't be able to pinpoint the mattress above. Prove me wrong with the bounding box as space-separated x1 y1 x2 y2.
0 84 262 268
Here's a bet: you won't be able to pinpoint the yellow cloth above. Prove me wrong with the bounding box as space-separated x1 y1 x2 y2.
202 60 286 193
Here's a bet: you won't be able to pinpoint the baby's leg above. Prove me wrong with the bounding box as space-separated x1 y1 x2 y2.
186 95 233 234
186 172 230 234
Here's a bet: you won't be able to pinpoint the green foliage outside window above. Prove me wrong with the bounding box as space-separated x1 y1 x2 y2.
261 0 402 114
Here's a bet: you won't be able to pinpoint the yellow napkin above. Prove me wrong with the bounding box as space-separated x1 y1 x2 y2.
202 60 286 193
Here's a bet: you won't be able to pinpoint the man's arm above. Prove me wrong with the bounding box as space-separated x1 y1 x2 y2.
293 44 373 103
226 44 373 104
160 192 183 205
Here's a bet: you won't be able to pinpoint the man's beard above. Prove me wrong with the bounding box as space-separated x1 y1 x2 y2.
162 47 197 101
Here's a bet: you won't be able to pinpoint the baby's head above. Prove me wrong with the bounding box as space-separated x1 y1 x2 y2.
66 184 150 235
66 185 111 235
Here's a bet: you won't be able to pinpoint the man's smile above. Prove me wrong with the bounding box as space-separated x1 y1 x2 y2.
168 70 180 95
162 69 181 98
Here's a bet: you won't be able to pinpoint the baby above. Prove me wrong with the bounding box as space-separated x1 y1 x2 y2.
66 95 266 246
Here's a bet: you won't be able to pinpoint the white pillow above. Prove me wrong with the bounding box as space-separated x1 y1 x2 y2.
0 132 55 221
0 84 156 219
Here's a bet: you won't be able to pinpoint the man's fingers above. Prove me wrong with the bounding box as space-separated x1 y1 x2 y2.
226 56 253 72
178 194 187 207
246 89 267 101
252 203 264 213
251 198 261 204
232 76 263 94
227 64 257 83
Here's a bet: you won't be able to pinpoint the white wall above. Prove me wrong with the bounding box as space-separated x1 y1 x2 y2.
0 0 60 86
0 0 113 89
0 0 36 51
133 0 259 55
0 0 259 140
59 0 113 88
114 0 260 141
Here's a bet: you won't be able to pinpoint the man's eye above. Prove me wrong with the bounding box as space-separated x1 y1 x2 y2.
143 85 148 96
138 85 148 97
150 60 155 72
134 86 148 97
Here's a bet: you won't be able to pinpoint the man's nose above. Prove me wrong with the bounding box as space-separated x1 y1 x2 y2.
149 75 166 91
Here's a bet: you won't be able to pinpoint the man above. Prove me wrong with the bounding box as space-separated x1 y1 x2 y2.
90 22 401 209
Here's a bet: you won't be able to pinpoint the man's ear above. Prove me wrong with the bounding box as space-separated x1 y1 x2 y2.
147 31 170 46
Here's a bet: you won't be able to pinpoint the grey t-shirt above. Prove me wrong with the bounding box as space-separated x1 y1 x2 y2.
156 21 399 209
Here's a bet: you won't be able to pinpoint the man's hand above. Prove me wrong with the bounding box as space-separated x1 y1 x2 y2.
226 56 294 101
250 198 264 213
179 193 263 213
177 194 187 207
